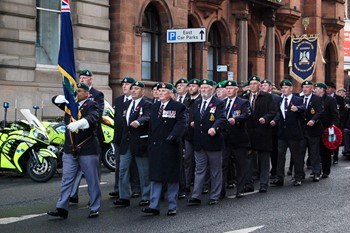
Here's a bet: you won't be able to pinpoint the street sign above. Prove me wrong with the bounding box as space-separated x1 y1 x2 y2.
167 28 206 43
217 65 229 72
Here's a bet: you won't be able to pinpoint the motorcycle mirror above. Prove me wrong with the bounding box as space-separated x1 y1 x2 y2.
33 105 40 110
3 102 9 109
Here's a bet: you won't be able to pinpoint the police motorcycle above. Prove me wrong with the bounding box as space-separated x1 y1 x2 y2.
0 102 57 182
42 100 116 171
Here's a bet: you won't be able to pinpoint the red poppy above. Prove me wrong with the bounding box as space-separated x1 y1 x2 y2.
209 103 213 107
233 104 237 108
322 125 342 150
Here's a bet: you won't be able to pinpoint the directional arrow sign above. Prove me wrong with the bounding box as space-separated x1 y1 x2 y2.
167 28 206 43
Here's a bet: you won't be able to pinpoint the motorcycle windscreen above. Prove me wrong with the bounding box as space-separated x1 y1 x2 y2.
20 109 47 133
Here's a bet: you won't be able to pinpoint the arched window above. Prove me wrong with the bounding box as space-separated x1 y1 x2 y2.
208 24 222 82
142 5 161 81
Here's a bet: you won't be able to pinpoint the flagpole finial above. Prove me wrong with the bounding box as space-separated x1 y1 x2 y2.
302 17 309 31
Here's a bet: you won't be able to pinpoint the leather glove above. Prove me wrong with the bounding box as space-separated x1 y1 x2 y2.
54 95 69 104
67 118 89 132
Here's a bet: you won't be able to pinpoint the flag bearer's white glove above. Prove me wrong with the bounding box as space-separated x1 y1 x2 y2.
54 95 69 104
67 118 89 132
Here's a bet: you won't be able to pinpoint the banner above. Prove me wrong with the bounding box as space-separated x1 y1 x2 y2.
289 35 319 83
57 0 80 121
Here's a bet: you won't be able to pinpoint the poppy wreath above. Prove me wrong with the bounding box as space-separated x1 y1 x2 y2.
322 125 342 150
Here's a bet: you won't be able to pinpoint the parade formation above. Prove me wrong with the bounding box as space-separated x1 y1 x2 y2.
43 71 348 219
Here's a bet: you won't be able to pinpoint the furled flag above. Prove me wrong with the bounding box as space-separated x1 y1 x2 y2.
57 0 80 121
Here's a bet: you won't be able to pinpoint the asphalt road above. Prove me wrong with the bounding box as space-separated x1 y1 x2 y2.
1 154 350 233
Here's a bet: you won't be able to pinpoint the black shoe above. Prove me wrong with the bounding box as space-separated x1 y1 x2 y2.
236 193 244 198
88 210 99 218
293 180 302 186
342 151 350 156
131 192 140 198
226 184 235 189
167 209 176 216
141 207 160 215
208 199 219 205
333 160 338 164
259 187 267 193
109 191 119 198
269 175 277 179
270 180 284 186
69 197 78 204
178 192 187 199
321 173 329 178
201 187 209 194
47 208 68 219
138 200 150 206
287 170 292 176
312 175 320 182
243 186 254 193
113 199 130 207
187 198 201 206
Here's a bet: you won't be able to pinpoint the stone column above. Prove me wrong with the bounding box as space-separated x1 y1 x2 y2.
237 13 249 85
264 12 276 84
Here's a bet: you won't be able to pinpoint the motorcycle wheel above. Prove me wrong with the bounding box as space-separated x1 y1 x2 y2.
101 145 116 172
26 152 57 182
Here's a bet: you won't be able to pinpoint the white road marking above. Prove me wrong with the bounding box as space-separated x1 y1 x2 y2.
226 190 259 199
79 182 107 188
224 225 264 233
0 213 46 225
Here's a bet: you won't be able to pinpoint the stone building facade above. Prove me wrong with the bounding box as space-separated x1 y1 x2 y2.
0 0 345 119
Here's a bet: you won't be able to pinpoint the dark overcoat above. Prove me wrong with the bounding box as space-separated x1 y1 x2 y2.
148 99 186 183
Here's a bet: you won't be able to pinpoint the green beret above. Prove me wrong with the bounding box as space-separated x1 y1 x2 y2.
79 69 93 77
280 79 292 87
242 81 249 87
200 79 215 87
216 82 225 89
172 86 177 93
225 80 238 87
121 76 135 84
325 82 336 88
188 78 200 85
316 82 328 89
261 80 272 85
301 80 313 86
248 75 261 83
130 81 145 88
157 82 174 91
77 82 89 91
152 82 160 89
175 78 188 86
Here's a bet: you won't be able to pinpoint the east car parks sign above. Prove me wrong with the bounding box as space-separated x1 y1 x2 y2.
167 28 206 43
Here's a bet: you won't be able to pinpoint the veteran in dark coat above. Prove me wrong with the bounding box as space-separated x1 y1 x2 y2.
221 80 251 198
188 79 226 206
245 75 277 192
48 83 101 219
142 82 186 216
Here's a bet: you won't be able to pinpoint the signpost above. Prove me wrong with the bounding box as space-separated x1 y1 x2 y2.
167 28 206 82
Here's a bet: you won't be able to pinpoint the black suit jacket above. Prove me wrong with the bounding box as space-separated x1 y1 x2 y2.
275 95 304 140
52 96 100 156
246 91 277 151
88 87 104 118
113 95 129 145
303 94 324 137
193 96 226 152
183 95 202 142
223 97 251 148
119 97 151 157
320 94 339 128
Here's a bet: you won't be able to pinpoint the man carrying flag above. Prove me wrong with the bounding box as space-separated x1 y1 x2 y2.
47 0 101 219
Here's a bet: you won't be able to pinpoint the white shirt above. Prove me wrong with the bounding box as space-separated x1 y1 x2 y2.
200 96 213 112
304 94 312 108
280 94 293 119
124 95 132 102
177 93 187 103
226 97 236 118
126 97 142 125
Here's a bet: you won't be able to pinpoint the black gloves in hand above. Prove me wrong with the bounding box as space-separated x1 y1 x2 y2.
166 135 177 144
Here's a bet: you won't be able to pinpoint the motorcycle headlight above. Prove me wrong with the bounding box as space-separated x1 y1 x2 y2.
33 129 49 142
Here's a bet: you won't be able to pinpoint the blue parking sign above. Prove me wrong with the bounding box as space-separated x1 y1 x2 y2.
168 31 176 41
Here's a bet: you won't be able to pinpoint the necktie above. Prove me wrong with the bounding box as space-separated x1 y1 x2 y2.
158 104 164 118
225 100 232 118
178 95 183 103
129 101 135 123
200 101 207 119
251 94 256 111
304 97 308 108
284 97 288 112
